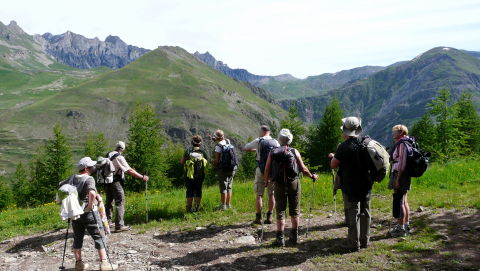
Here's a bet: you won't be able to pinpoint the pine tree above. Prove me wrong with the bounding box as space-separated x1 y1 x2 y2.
0 176 13 211
455 90 480 154
164 141 186 188
11 162 30 207
238 136 257 181
427 85 468 161
280 102 307 153
125 103 168 191
410 113 436 153
306 97 343 172
84 132 110 159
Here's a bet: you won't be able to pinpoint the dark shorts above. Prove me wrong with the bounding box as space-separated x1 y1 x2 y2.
72 211 105 250
392 191 406 219
185 171 204 198
274 179 301 220
388 170 411 193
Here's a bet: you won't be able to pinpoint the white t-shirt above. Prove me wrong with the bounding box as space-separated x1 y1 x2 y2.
215 139 231 153
244 136 279 161
107 151 131 178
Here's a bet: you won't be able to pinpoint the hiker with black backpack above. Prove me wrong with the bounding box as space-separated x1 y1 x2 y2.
58 157 118 270
243 125 279 224
387 125 413 237
264 129 318 247
105 141 149 232
328 117 374 251
181 135 208 212
213 130 239 210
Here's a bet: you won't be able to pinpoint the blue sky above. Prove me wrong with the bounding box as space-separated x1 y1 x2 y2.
2 0 480 78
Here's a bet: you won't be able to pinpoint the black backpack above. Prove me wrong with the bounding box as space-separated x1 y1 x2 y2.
217 143 239 172
187 148 206 179
270 146 299 183
398 141 431 177
258 138 278 174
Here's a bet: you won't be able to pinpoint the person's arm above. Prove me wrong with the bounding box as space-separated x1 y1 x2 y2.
243 138 258 152
181 157 186 165
395 143 407 189
214 152 220 168
296 150 318 181
87 190 96 210
126 169 149 182
328 153 341 169
264 153 272 186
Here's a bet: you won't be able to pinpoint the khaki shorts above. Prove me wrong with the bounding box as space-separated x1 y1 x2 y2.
218 169 235 193
254 167 274 196
274 178 301 220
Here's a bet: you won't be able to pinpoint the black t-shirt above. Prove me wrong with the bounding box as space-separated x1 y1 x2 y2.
335 137 372 202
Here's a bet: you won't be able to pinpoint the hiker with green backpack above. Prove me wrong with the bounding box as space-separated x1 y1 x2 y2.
181 135 208 212
264 128 318 247
213 130 239 210
243 125 279 225
57 157 118 270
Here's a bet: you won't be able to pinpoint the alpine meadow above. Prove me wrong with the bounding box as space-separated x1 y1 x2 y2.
0 4 480 270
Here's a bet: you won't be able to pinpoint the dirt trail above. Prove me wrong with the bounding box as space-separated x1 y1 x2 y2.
0 208 479 271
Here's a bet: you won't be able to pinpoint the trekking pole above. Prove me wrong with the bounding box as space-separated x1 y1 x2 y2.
92 210 114 271
332 169 337 224
260 186 267 242
144 170 148 223
306 173 316 238
59 218 70 270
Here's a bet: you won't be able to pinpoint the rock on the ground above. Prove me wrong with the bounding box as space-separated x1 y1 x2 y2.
234 235 255 244
417 206 425 212
4 257 16 263
34 245 48 252
475 226 480 231
195 227 206 230
0 239 13 244
127 250 138 254
209 225 220 230
462 227 472 231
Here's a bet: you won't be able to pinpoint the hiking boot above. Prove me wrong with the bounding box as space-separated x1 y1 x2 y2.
288 230 298 244
272 234 285 247
227 203 232 209
406 224 411 234
253 216 262 224
360 243 369 249
99 260 118 270
194 205 199 212
339 241 360 252
387 225 407 237
115 225 131 232
216 204 227 211
75 260 90 271
264 212 273 224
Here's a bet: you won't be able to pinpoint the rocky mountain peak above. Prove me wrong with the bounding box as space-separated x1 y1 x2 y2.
7 20 25 34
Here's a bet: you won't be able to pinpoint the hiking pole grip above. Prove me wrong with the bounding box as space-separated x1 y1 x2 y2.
145 170 148 223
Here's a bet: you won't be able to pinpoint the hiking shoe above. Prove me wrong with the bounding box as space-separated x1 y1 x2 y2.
360 243 369 249
387 225 407 237
264 213 273 224
272 235 285 247
406 224 411 234
288 230 298 244
227 203 232 209
100 260 118 270
339 241 360 252
216 204 227 211
194 205 199 212
253 217 262 224
75 260 90 271
115 225 131 232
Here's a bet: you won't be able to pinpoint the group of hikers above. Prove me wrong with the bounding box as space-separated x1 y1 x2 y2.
59 116 425 270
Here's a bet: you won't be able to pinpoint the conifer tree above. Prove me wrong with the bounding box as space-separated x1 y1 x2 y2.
238 136 257 181
280 102 307 153
11 162 30 207
306 97 343 171
0 176 13 211
455 90 480 154
410 113 436 153
84 132 110 159
125 103 168 191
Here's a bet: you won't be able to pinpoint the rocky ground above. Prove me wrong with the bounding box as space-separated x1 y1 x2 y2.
0 207 479 271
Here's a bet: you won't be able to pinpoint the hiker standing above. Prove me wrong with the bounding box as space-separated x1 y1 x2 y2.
264 129 318 246
213 130 238 210
388 125 412 237
58 157 118 270
181 135 208 212
243 125 279 224
329 117 371 251
105 141 149 232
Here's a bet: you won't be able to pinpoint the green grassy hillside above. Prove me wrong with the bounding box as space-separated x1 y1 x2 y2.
0 46 286 175
280 47 480 144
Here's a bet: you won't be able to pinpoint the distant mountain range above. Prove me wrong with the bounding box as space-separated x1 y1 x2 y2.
194 51 408 100
279 47 480 144
34 31 150 69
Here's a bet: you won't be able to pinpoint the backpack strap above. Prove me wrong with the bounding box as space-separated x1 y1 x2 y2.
109 152 121 161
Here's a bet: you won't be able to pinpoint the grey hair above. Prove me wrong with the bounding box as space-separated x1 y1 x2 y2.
278 128 293 146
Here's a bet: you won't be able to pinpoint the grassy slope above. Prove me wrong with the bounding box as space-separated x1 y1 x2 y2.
1 159 479 269
0 47 285 175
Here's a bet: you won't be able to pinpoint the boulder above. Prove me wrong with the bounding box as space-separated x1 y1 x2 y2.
234 235 255 244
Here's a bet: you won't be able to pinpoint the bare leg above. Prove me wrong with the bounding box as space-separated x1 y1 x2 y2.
291 216 299 229
73 248 82 261
268 194 275 212
221 193 226 205
195 197 201 207
255 195 263 213
277 219 285 232
226 192 232 205
404 193 410 223
186 197 193 210
97 248 107 260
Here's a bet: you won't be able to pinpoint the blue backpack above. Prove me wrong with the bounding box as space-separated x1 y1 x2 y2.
257 137 278 174
217 143 239 172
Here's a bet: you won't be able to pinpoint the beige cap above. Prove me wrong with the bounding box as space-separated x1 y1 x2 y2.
116 141 126 150
340 117 363 137
76 157 96 170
